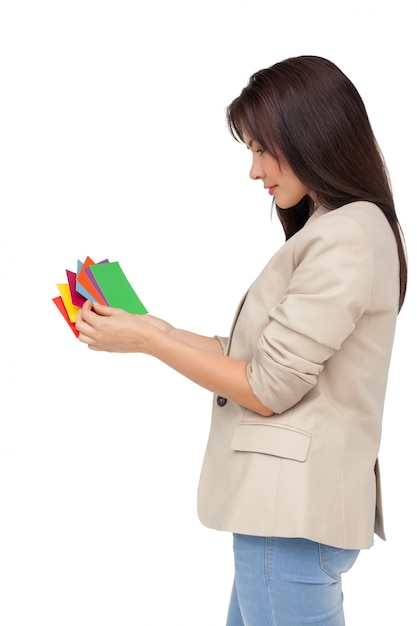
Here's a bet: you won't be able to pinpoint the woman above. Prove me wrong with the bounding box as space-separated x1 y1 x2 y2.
76 56 407 625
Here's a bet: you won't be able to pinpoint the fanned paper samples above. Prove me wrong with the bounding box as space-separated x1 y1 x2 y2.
52 257 148 337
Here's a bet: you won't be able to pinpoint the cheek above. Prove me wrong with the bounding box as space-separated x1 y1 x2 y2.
289 175 308 195
298 180 309 195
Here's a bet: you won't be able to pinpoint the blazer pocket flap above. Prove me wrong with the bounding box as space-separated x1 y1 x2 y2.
231 422 311 462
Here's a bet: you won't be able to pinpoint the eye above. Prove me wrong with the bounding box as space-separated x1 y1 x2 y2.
245 141 265 155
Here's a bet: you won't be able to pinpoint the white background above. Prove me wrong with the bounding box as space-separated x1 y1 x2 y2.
1 1 415 624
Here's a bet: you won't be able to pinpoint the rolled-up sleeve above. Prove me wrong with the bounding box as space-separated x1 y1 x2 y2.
214 336 228 353
246 214 375 414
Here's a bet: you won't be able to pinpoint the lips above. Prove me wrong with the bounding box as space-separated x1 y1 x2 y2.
267 185 277 196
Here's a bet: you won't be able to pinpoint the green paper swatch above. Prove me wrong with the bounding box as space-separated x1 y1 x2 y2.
90 262 148 314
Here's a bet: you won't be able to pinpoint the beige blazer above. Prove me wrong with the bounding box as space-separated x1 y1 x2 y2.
197 202 399 549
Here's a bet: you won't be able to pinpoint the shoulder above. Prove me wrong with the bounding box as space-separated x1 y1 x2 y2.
286 201 399 297
294 201 396 258
304 201 393 240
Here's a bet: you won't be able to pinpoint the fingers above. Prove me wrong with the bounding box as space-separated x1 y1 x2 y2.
75 300 102 341
81 299 94 313
75 301 125 349
77 300 111 325
75 301 142 352
90 301 113 316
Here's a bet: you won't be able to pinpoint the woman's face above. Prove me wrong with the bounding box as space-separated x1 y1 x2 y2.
243 134 311 209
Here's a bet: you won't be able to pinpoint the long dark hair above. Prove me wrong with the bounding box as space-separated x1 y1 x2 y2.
226 56 407 310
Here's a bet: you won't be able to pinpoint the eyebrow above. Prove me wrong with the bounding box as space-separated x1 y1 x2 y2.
246 138 258 150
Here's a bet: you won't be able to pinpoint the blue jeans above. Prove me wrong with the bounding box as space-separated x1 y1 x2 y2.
226 534 360 626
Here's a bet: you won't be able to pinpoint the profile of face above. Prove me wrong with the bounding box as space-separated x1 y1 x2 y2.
243 133 311 209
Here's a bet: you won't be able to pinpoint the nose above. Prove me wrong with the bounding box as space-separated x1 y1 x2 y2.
249 161 265 181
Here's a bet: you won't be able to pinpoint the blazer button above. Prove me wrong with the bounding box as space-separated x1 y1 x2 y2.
217 396 227 407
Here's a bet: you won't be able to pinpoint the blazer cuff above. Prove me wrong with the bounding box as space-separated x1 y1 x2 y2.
214 335 228 353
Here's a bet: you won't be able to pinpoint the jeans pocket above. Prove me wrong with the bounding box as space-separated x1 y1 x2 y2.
318 543 360 582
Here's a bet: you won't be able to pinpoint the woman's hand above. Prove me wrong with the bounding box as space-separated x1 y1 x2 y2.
76 301 223 355
76 300 157 353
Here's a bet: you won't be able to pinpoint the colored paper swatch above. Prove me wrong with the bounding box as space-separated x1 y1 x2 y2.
84 266 109 304
89 261 148 314
56 283 80 323
53 255 147 337
52 296 79 337
76 257 109 304
66 270 86 307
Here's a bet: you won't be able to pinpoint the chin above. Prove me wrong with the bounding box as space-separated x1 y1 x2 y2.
276 202 296 210
276 195 309 210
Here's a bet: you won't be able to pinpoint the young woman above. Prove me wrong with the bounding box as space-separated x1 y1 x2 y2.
76 56 407 625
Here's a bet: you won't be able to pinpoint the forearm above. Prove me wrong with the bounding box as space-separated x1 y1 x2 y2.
76 303 271 415
147 328 273 416
139 314 225 354
169 327 225 354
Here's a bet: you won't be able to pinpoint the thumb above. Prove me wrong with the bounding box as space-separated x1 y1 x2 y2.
91 301 113 316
